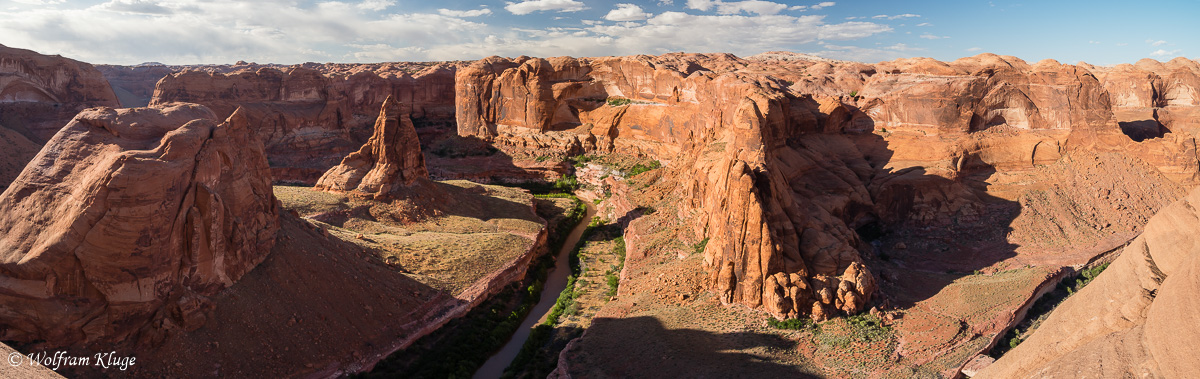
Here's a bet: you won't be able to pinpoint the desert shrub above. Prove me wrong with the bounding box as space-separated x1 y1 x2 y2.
845 314 892 343
692 238 709 255
606 97 632 106
768 317 815 330
627 160 662 177
553 176 580 192
568 155 595 167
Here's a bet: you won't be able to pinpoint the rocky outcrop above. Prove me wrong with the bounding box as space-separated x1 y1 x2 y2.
0 103 279 347
977 186 1200 378
315 95 428 197
150 62 459 183
454 53 1197 320
0 43 120 143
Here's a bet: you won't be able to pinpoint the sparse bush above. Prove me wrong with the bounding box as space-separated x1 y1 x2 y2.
553 176 580 192
768 317 815 330
692 238 709 255
605 271 620 297
845 314 892 343
627 160 662 177
569 155 595 167
849 90 859 97
606 97 632 106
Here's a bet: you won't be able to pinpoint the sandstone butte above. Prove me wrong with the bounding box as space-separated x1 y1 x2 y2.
0 44 1197 377
0 103 279 347
315 95 429 197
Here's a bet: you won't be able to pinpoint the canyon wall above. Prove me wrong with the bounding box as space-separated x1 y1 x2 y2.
0 104 279 347
0 44 120 142
150 62 460 183
455 52 1198 320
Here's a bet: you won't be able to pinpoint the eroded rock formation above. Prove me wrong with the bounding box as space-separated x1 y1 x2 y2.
455 53 1198 320
0 103 279 347
978 186 1200 378
315 95 429 197
150 62 459 183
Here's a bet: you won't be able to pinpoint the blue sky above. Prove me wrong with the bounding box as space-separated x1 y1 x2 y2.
0 0 1196 65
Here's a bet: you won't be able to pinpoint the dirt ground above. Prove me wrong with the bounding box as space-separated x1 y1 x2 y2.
275 180 545 294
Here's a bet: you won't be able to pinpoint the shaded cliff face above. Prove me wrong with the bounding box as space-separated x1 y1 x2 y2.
315 95 429 197
455 52 1196 320
0 44 121 190
978 186 1200 378
150 62 459 183
0 104 279 347
0 44 121 142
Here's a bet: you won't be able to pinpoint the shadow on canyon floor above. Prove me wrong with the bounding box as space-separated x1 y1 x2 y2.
45 214 461 378
570 316 818 378
848 124 1022 309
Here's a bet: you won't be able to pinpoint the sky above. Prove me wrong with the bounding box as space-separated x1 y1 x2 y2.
0 0 1197 65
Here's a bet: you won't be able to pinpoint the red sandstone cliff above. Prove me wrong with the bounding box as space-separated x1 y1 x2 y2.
0 103 279 348
315 95 429 197
149 62 460 183
454 53 1196 320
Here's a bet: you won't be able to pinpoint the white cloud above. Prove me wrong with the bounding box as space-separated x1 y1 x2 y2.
10 0 64 4
505 0 587 15
438 8 493 17
583 12 890 56
885 43 922 52
818 21 892 39
916 22 931 26
816 43 912 62
659 0 674 5
1151 49 1181 57
1088 40 1100 44
966 47 983 52
357 0 394 11
810 1 835 10
714 0 788 15
871 13 919 20
789 5 806 10
605 3 649 21
919 33 946 40
1147 39 1167 46
0 0 893 64
100 0 172 15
